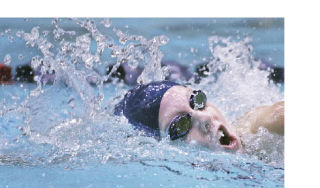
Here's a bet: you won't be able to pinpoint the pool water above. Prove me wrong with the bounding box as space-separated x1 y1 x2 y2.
0 18 284 187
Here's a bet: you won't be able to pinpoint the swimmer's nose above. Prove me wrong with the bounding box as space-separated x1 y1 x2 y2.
191 111 217 132
191 110 240 150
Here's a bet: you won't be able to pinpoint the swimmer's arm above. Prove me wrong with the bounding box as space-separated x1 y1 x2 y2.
235 101 284 136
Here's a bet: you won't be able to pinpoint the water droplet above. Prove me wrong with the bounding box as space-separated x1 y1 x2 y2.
18 54 24 60
4 29 11 34
16 30 24 38
3 54 11 65
158 35 169 45
8 36 14 43
101 19 112 28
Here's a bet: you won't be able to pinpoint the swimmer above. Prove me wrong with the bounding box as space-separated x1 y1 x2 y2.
235 101 284 136
114 81 284 151
0 63 12 84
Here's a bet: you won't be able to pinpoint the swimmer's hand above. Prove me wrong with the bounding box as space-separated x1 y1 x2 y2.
236 101 284 136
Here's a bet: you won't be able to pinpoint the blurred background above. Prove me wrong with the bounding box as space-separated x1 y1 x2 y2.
0 18 284 72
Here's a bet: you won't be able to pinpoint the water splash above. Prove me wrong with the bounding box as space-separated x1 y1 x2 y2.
187 35 284 164
0 19 283 185
3 54 11 65
1 18 173 162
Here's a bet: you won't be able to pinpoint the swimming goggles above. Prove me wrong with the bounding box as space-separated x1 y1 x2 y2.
168 90 207 140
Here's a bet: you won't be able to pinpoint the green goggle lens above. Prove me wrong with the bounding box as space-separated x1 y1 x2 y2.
168 114 192 140
189 90 207 110
168 90 207 140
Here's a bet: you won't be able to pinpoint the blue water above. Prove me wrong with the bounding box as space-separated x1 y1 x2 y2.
0 18 284 69
0 18 284 187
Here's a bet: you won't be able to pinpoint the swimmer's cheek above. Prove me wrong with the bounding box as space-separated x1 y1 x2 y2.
184 128 210 146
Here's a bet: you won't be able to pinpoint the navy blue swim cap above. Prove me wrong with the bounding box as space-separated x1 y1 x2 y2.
114 81 180 137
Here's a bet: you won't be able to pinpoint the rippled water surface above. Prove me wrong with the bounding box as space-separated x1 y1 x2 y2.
0 18 284 187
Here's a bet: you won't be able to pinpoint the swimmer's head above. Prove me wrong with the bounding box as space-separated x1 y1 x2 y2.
115 80 241 151
114 80 179 137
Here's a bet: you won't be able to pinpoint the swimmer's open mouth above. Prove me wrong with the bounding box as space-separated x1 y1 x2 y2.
218 125 237 150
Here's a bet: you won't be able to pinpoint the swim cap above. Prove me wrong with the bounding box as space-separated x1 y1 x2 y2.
114 80 179 138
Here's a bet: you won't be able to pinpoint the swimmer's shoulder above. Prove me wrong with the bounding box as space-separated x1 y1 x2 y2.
234 101 284 136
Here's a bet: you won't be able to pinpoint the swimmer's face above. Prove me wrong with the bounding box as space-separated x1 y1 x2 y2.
159 86 241 151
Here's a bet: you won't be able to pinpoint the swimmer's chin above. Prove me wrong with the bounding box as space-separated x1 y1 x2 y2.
186 137 242 152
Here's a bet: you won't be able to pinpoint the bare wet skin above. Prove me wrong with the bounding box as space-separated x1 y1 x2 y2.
159 86 241 151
